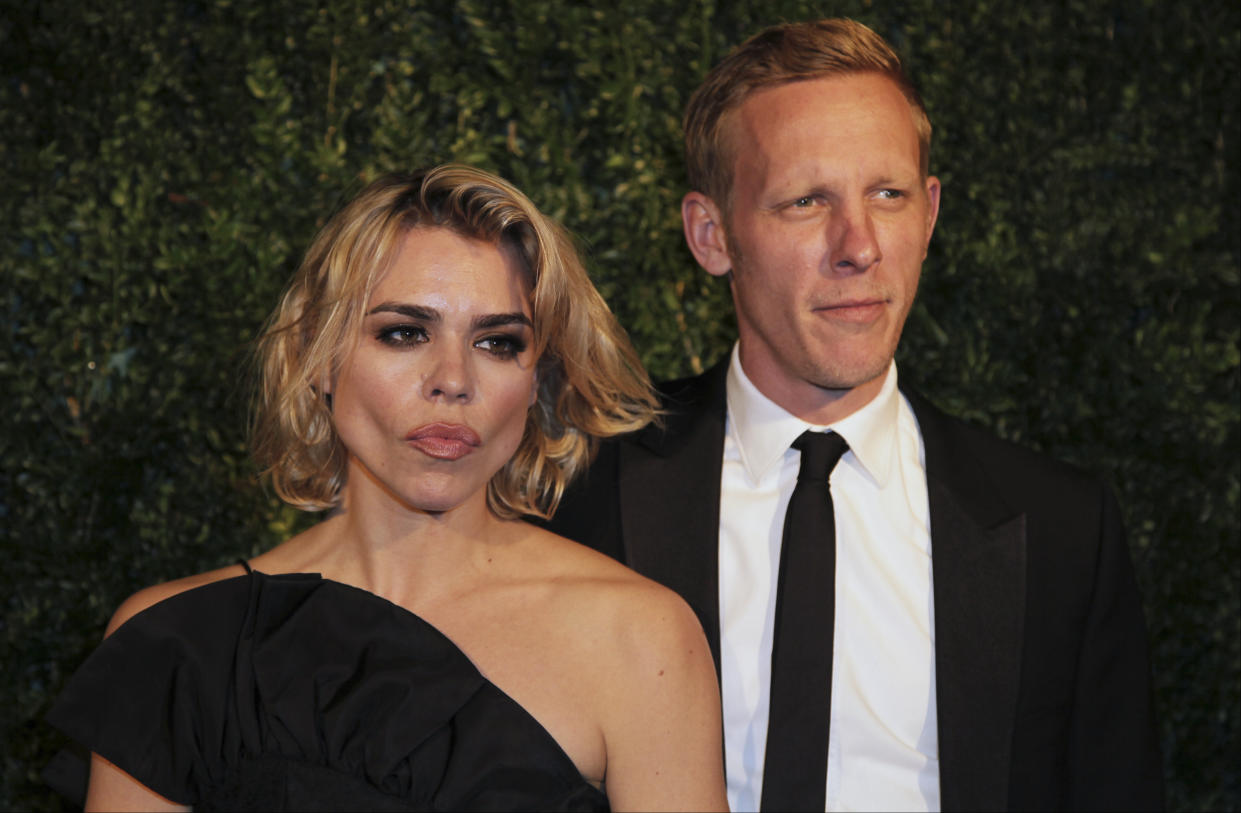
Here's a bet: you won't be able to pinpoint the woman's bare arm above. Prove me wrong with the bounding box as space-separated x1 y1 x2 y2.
600 585 728 812
85 754 188 813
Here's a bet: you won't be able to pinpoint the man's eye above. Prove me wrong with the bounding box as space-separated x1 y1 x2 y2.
792 196 817 207
375 325 427 346
476 334 527 360
876 189 904 200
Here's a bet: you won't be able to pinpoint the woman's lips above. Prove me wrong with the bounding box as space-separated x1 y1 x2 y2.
405 423 481 461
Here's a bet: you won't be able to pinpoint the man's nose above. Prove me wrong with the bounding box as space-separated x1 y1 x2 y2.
421 344 474 403
828 201 882 273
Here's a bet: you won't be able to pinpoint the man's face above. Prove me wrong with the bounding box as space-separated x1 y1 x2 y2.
688 73 940 419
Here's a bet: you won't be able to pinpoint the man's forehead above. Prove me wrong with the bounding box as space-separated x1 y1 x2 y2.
724 75 924 181
736 74 916 134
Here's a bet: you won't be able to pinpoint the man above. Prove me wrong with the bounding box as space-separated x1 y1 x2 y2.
547 17 1162 813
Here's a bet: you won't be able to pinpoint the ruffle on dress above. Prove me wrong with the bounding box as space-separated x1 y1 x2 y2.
47 572 607 812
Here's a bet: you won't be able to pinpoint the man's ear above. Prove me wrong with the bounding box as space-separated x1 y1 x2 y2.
922 175 942 257
682 191 733 277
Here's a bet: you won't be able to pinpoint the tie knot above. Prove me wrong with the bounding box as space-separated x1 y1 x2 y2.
791 430 849 481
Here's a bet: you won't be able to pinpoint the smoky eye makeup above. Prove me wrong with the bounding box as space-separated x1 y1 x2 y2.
471 312 534 360
373 321 428 346
363 302 533 356
474 331 529 359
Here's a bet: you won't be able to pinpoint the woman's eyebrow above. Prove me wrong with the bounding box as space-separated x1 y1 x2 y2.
475 313 533 329
366 303 438 320
367 303 531 330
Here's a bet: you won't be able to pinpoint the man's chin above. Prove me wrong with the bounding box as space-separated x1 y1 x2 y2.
805 356 893 394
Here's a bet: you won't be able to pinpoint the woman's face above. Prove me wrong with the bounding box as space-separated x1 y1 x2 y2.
329 226 538 515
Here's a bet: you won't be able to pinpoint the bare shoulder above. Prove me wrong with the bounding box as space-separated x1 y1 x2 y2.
104 516 330 636
601 575 709 679
520 530 726 808
104 563 247 638
525 524 674 596
524 525 708 665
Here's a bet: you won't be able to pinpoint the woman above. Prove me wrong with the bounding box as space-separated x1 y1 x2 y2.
49 166 727 811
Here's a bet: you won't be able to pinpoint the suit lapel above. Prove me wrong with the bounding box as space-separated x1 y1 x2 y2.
619 362 728 674
906 388 1027 811
617 371 1026 805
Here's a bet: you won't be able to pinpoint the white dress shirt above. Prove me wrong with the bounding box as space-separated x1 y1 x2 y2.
718 344 940 812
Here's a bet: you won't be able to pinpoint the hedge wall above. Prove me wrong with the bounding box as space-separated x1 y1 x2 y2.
2 1 1237 810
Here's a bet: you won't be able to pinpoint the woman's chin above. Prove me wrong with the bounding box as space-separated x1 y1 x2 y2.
385 483 483 517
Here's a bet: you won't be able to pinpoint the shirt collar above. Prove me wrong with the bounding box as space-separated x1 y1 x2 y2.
725 343 901 487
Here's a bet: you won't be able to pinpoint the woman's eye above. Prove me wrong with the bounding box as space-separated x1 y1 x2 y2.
375 324 427 346
475 334 527 360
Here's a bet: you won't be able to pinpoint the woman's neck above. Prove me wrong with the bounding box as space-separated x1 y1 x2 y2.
282 477 520 612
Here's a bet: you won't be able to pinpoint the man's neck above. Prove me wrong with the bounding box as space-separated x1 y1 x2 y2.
737 354 888 427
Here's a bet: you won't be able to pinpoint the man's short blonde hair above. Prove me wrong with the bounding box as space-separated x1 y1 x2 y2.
684 18 932 211
252 165 658 520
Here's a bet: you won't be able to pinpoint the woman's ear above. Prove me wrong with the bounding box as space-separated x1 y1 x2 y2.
316 369 334 412
317 362 334 396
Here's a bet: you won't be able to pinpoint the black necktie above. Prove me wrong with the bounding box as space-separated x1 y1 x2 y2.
760 430 850 812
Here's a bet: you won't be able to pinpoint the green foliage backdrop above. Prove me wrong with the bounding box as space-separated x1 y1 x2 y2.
2 1 1237 809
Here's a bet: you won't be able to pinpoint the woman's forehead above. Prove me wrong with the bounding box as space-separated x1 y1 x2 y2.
366 227 533 315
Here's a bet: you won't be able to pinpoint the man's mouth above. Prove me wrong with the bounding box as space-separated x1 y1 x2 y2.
815 299 886 323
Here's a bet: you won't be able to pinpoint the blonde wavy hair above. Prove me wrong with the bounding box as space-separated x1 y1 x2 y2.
252 165 658 520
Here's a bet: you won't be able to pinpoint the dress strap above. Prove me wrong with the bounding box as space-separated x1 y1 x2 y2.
236 558 253 575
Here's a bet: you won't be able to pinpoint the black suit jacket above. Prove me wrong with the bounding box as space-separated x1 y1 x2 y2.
546 359 1163 811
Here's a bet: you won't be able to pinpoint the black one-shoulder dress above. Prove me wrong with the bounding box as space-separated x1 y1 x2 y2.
47 570 608 811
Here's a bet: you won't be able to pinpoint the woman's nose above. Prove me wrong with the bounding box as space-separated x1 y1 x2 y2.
421 345 473 403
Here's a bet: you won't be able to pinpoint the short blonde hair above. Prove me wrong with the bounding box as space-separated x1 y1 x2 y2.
252 165 658 520
684 18 932 211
